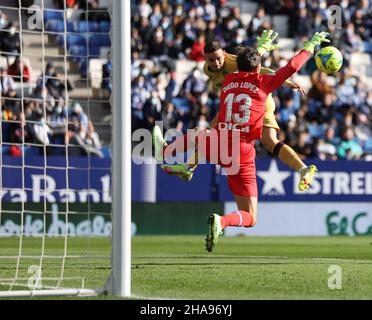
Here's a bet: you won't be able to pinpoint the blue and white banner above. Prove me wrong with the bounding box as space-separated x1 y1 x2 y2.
2 156 372 203
1 156 111 203
219 159 372 202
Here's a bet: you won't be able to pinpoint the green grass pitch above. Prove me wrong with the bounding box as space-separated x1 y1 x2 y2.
1 236 372 299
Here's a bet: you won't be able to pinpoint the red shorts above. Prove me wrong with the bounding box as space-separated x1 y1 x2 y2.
197 129 258 197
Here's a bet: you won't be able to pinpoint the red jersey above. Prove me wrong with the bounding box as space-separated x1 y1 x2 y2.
217 50 311 141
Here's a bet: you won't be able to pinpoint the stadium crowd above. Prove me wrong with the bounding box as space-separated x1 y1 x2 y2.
1 0 371 160
131 0 372 160
0 1 109 157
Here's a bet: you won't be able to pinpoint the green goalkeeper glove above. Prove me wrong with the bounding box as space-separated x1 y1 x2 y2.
256 30 279 55
303 31 331 54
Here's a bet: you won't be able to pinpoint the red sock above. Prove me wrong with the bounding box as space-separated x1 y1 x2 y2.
221 210 255 228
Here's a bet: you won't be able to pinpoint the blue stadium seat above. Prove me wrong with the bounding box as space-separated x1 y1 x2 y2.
99 21 111 33
2 123 10 142
88 43 102 56
68 42 103 58
25 146 42 156
79 59 88 77
172 97 191 113
363 138 372 153
57 34 87 49
51 135 65 145
65 34 87 49
46 20 75 33
78 21 99 33
89 35 111 47
67 22 75 32
45 19 65 32
69 45 87 61
23 146 30 155
57 34 64 46
64 36 109 58
1 145 11 155
44 10 64 22
308 123 325 138
308 100 321 115
101 147 112 158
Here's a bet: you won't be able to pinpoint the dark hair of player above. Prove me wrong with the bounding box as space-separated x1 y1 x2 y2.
225 44 248 55
236 47 262 72
204 40 223 54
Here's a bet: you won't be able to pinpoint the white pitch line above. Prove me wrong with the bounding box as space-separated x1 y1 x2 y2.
134 255 372 264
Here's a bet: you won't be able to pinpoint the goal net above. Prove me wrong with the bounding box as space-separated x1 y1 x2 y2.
0 0 114 297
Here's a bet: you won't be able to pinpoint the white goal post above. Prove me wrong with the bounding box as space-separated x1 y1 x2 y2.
106 0 131 297
0 0 131 298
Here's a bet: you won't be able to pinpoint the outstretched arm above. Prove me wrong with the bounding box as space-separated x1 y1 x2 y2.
261 50 311 93
261 31 330 94
260 67 307 95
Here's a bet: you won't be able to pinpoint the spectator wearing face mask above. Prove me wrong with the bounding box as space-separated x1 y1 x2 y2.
226 29 249 53
203 0 216 21
147 28 168 58
131 28 144 54
354 113 371 146
165 71 180 101
35 61 74 99
197 114 209 129
247 6 266 37
32 111 52 146
0 67 17 97
138 0 153 19
160 15 172 35
0 12 8 29
162 101 183 131
71 102 89 139
149 3 162 28
187 91 212 129
168 33 187 59
143 90 162 130
182 67 208 105
49 99 68 136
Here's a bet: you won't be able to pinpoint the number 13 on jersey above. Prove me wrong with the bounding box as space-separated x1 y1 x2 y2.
224 93 252 126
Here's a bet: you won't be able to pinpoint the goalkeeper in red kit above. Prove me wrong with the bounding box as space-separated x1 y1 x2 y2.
152 32 330 252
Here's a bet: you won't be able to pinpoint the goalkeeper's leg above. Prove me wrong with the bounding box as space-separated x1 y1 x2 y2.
261 96 317 191
262 126 317 191
262 126 306 171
